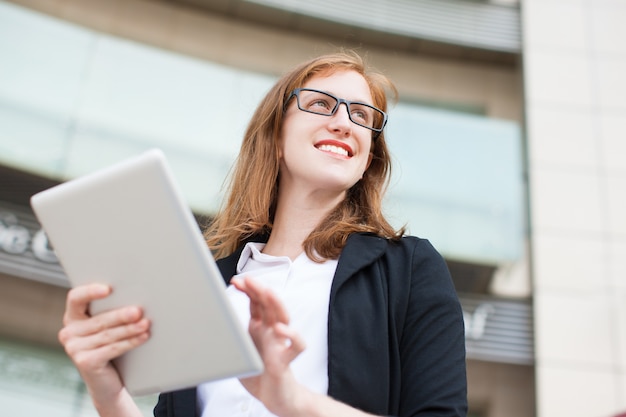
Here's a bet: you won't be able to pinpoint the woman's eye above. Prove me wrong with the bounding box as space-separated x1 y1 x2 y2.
311 99 331 109
351 108 370 124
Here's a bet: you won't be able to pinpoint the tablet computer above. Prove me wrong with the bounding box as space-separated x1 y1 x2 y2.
30 149 262 396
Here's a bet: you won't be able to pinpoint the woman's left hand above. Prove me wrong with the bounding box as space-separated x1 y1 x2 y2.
231 276 308 416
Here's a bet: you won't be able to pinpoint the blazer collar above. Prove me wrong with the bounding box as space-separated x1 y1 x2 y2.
331 233 388 294
216 233 270 284
216 233 388 289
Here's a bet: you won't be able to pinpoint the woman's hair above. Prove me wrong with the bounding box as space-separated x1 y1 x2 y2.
205 50 404 260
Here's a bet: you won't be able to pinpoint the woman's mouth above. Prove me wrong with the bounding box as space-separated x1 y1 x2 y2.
315 140 353 158
317 144 349 157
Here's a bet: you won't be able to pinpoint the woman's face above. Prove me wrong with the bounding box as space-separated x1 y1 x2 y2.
278 70 374 197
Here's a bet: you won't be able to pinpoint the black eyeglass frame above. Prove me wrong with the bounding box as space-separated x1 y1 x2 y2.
285 88 388 138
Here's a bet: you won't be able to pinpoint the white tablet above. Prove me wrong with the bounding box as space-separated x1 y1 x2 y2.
30 149 262 396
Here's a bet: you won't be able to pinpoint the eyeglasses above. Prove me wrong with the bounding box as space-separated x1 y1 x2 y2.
285 88 388 137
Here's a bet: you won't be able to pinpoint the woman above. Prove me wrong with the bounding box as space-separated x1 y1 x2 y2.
59 51 467 417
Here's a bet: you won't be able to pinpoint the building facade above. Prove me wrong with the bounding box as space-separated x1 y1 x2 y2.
0 0 623 416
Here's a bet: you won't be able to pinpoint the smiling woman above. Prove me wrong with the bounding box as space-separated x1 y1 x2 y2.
206 56 403 262
57 51 468 417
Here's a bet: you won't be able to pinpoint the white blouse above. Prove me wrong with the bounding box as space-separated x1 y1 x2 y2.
197 242 337 417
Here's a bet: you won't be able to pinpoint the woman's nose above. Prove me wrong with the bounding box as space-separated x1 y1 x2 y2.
329 103 353 134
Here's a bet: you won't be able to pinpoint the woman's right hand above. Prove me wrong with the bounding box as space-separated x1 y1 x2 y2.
58 283 150 409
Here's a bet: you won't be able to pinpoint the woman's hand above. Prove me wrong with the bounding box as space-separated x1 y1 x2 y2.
58 284 149 416
231 277 309 416
231 277 379 417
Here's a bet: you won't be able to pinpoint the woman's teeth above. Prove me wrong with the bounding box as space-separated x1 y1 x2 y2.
318 144 349 157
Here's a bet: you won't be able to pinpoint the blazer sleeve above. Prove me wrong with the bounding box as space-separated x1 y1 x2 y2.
153 388 196 417
153 392 168 417
397 238 467 417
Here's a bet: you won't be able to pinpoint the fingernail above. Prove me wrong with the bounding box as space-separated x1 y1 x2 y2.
125 306 141 320
94 284 110 295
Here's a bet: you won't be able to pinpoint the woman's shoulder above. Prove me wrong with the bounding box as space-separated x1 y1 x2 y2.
356 233 443 259
344 232 446 270
396 234 442 256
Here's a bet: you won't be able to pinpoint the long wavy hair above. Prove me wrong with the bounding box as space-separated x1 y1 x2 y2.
205 50 404 260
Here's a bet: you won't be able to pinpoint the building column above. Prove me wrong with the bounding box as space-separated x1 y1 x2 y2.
522 0 626 416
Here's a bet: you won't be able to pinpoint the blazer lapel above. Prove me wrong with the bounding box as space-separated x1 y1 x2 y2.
330 233 387 295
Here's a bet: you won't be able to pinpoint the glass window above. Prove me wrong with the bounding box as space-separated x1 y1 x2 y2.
0 2 275 214
386 103 524 265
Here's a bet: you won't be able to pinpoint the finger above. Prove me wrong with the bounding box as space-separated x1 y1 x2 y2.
274 322 306 362
61 307 147 343
249 298 262 324
64 284 111 323
249 287 275 325
239 277 289 324
59 305 144 346
231 278 262 320
232 277 272 322
64 318 150 358
263 289 289 324
72 330 150 370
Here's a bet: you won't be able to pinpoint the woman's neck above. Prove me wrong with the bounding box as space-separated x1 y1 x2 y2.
262 186 345 260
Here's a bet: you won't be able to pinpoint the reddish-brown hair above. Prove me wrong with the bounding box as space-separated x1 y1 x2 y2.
205 51 404 260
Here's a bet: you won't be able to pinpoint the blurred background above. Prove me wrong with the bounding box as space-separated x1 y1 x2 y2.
0 0 624 415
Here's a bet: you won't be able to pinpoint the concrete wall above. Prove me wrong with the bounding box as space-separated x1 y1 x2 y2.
522 0 626 416
468 360 535 417
0 273 66 347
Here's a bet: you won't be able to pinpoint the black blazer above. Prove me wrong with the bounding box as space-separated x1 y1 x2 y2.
154 233 467 417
